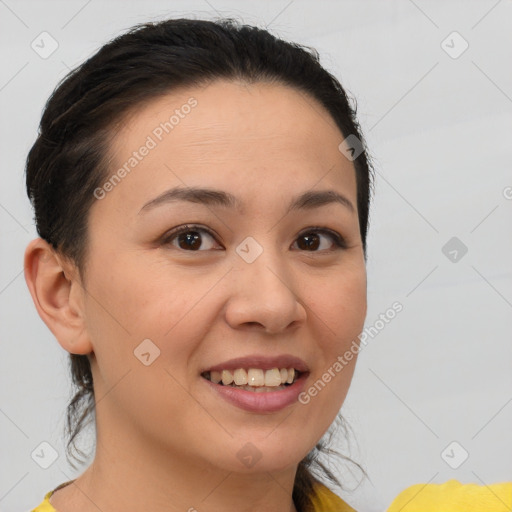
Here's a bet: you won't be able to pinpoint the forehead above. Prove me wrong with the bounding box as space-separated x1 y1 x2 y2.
103 80 357 211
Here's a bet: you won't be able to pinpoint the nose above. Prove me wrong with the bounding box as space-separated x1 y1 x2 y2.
224 245 307 334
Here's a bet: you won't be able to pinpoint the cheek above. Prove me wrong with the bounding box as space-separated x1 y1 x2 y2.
86 252 183 330
82 257 208 423
313 265 367 347
83 254 214 374
303 265 366 405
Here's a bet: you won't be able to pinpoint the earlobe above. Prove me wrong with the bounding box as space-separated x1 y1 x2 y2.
24 238 93 355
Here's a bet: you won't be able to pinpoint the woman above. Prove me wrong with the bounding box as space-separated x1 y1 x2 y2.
25 17 371 512
24 16 511 512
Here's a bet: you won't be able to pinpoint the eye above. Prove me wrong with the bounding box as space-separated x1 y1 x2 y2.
161 225 347 253
292 228 347 252
162 224 222 251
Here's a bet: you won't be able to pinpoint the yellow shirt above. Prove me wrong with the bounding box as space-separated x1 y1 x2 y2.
386 479 512 512
30 478 512 512
311 483 358 511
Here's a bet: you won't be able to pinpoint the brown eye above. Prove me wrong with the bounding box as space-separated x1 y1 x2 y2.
163 225 221 251
293 229 347 252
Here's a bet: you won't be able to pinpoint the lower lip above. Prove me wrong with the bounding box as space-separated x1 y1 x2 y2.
201 373 309 413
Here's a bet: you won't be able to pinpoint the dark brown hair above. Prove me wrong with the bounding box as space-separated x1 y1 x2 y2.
25 17 372 512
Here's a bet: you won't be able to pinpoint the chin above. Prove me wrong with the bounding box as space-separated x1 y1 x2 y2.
202 435 313 475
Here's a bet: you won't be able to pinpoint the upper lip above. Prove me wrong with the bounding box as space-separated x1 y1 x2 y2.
202 354 309 374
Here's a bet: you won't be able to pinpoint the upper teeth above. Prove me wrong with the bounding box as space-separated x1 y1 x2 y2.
206 368 297 387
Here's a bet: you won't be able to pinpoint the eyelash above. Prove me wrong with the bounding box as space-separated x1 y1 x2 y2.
161 224 348 252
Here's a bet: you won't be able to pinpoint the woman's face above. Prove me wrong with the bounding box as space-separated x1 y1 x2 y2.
80 80 367 474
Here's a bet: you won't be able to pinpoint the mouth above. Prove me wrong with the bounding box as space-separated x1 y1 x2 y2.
201 367 309 413
199 354 310 412
201 367 303 392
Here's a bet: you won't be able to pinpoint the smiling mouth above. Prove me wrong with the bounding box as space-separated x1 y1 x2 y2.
201 367 301 392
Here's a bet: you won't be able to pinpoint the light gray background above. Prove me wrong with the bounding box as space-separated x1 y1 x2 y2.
1 1 511 511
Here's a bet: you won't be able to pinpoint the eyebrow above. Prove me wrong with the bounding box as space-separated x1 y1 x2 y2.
139 186 355 214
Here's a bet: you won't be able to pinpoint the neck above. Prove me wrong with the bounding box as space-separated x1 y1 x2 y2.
53 416 300 512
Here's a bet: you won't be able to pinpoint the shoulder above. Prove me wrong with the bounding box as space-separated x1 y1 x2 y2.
386 479 512 511
311 482 357 512
30 490 56 512
30 479 75 512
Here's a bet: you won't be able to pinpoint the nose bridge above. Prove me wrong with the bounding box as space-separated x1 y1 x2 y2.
226 234 305 332
237 231 289 280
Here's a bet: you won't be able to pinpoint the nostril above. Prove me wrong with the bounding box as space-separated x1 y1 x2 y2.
244 322 264 328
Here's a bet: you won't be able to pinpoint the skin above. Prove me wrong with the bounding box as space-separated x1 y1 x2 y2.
24 80 367 512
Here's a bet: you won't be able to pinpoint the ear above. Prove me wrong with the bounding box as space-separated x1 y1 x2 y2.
24 237 93 355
